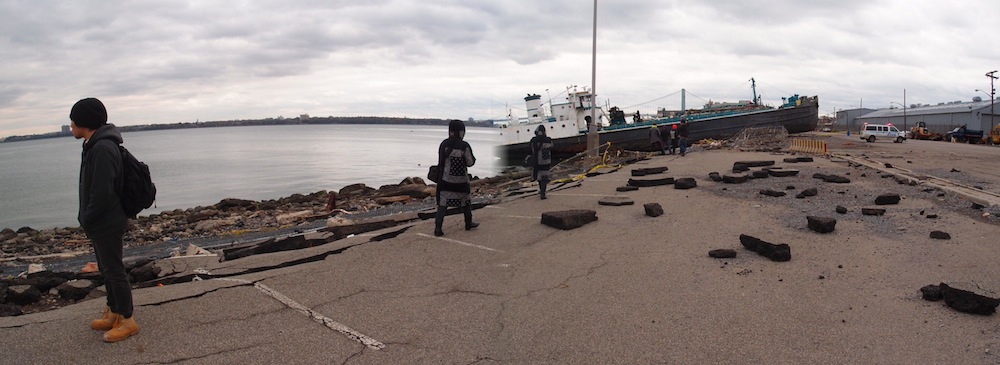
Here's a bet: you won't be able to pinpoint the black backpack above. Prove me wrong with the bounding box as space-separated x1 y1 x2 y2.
118 146 156 218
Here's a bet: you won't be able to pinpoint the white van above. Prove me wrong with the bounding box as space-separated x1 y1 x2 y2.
860 123 906 143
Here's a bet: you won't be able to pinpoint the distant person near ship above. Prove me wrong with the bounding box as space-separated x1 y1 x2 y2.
433 120 479 236
649 124 665 155
530 125 554 199
668 124 678 155
69 97 140 343
678 118 690 156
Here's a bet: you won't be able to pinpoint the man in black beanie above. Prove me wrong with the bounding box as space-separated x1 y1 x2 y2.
69 97 140 343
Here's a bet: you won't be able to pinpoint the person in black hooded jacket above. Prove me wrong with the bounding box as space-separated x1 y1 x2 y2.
529 125 554 199
433 120 478 236
70 97 139 343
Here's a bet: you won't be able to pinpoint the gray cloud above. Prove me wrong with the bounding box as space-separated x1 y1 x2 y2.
1 0 998 137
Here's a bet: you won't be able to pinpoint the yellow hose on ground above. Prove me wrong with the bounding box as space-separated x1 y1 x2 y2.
553 142 623 183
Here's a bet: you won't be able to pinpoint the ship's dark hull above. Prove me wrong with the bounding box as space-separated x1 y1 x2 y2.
499 97 819 164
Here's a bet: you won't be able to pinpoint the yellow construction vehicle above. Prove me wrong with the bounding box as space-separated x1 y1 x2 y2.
910 121 943 141
988 124 1000 145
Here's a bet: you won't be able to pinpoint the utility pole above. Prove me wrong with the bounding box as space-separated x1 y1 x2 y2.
988 70 998 131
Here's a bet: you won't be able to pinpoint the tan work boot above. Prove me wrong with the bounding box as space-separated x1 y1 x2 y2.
102 314 140 343
90 306 115 331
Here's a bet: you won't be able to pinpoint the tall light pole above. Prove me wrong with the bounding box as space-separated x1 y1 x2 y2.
586 0 599 157
988 70 998 131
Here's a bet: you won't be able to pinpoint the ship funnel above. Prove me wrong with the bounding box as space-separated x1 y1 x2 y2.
524 94 545 119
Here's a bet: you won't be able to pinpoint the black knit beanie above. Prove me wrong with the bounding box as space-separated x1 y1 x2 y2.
448 119 466 139
70 98 108 129
448 119 465 134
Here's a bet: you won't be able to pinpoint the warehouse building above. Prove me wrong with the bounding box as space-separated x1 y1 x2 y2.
854 97 999 135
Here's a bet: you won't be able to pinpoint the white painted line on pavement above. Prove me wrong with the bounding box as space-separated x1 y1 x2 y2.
416 233 501 252
496 215 538 219
550 193 621 197
215 278 385 350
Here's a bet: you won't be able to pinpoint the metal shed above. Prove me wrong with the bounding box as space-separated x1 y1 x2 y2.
855 98 998 135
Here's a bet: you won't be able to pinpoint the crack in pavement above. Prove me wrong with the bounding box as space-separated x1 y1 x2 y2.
140 241 369 288
135 342 266 365
215 277 385 350
141 282 254 307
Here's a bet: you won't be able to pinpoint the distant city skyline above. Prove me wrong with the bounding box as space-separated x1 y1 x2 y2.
2 0 998 138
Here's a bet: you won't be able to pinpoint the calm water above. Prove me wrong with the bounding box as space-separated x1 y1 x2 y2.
0 124 502 230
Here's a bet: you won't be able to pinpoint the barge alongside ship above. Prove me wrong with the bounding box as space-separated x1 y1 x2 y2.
497 85 819 164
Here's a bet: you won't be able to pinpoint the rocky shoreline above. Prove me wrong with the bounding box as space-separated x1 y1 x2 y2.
1 170 527 268
0 169 532 316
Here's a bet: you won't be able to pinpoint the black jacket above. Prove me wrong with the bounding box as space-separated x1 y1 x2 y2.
79 124 128 235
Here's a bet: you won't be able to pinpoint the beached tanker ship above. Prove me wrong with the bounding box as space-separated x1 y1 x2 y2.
497 84 819 164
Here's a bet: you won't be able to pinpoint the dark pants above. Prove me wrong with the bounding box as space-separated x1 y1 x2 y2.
679 137 688 155
434 203 474 231
88 229 133 318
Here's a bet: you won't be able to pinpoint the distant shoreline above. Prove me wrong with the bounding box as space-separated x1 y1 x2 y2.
0 116 500 143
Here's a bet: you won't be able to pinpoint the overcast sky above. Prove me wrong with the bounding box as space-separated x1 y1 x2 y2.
1 0 998 137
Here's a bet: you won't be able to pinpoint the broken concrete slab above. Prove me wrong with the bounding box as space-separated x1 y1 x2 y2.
541 210 598 230
627 177 675 187
836 206 848 214
938 283 1000 315
598 196 635 206
708 249 737 258
734 160 776 167
795 188 818 199
324 218 399 240
223 231 339 261
616 186 640 192
812 173 851 183
750 170 770 179
631 167 668 176
55 279 95 301
673 178 697 189
644 203 664 217
722 174 749 184
739 234 791 262
929 231 951 240
708 172 723 182
875 193 901 205
862 208 887 216
760 189 787 197
806 216 837 233
920 284 943 301
767 169 800 177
